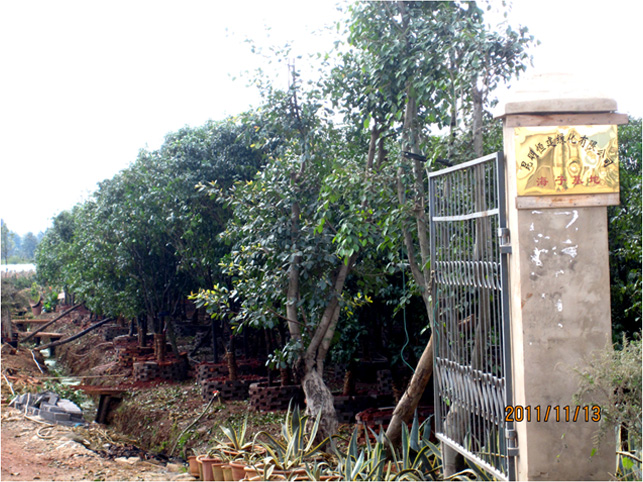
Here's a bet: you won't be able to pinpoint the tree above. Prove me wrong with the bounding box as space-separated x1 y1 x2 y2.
20 232 38 261
193 62 397 439
36 209 78 303
336 2 535 456
1 219 13 265
193 2 534 443
609 117 642 341
36 118 265 334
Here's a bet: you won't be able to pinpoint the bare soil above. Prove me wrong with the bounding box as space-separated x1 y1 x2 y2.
1 407 191 481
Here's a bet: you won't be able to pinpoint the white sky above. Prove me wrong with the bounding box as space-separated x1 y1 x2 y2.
1 0 641 236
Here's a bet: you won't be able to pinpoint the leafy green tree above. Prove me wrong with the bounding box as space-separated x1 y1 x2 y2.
610 117 642 340
333 2 535 452
36 209 78 302
193 62 400 438
36 119 264 335
156 119 265 289
193 1 534 441
20 232 38 261
1 219 14 265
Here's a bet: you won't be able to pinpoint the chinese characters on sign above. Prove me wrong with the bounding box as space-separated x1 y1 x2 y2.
515 125 619 196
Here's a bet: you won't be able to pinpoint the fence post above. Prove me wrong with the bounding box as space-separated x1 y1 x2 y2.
496 73 628 480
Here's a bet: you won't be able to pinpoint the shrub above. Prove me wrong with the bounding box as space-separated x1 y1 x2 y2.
574 334 642 452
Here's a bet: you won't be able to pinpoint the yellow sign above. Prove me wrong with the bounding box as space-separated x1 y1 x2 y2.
515 125 619 196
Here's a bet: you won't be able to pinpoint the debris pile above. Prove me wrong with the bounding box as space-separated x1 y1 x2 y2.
11 390 86 426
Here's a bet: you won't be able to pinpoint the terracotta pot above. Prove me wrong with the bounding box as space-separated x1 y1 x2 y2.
228 461 246 480
212 461 225 481
249 464 306 481
197 455 223 481
187 455 200 477
244 465 259 479
30 299 42 316
222 465 233 482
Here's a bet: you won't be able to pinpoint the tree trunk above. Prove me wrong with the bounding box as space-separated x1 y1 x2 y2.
300 254 357 440
137 315 148 348
472 83 484 157
342 359 357 396
386 87 436 447
1 303 13 344
279 367 291 386
211 317 219 363
165 318 180 357
226 336 238 382
385 336 433 445
302 367 337 444
154 333 166 362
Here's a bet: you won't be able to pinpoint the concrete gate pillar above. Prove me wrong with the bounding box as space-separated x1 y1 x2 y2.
496 73 628 480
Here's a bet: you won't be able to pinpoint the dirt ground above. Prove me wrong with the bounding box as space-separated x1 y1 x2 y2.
1 407 195 481
0 332 195 481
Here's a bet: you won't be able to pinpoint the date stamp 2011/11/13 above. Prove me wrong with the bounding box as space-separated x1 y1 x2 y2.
505 405 601 423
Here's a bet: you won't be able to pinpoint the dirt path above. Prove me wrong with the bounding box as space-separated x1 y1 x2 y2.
1 407 195 481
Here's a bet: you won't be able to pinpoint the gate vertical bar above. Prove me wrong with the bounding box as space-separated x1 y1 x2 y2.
429 152 516 480
496 151 517 480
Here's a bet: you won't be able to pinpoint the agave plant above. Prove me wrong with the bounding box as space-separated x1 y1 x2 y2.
303 458 337 481
210 413 263 462
395 413 441 479
254 402 330 472
615 426 642 482
334 411 463 481
333 425 391 481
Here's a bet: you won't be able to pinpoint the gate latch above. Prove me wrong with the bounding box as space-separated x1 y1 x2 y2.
506 428 519 457
498 227 512 254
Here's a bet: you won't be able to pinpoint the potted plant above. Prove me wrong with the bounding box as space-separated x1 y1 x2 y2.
254 403 330 478
196 452 225 482
29 282 42 316
42 288 59 313
212 413 265 479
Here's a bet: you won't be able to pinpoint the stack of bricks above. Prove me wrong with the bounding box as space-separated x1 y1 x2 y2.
200 378 251 401
117 345 154 367
333 394 376 424
195 359 267 383
195 362 229 383
376 369 393 394
133 355 189 382
12 391 86 427
248 382 304 412
103 325 130 342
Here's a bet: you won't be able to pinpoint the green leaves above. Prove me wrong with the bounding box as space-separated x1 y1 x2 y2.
254 403 329 471
35 119 265 321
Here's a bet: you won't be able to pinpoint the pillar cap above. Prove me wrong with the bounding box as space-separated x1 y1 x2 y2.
495 72 618 118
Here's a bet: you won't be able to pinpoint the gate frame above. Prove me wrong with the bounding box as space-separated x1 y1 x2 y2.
428 151 517 481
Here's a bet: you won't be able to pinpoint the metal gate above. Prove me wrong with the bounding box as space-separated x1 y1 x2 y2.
428 152 517 480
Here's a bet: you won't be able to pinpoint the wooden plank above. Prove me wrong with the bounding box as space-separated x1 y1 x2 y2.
18 332 64 339
34 317 115 351
505 112 629 128
516 193 620 209
20 303 82 343
13 319 52 323
78 386 125 396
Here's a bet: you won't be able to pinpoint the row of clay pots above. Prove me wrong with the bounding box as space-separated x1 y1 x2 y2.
188 455 306 481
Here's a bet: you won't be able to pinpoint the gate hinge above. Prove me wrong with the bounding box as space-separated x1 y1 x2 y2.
506 428 519 457
498 227 512 254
